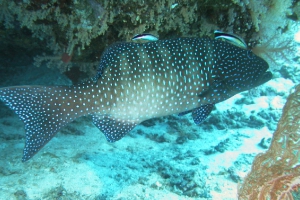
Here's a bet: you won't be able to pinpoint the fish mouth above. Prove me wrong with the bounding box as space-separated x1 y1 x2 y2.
255 56 272 86
255 71 272 87
262 71 273 81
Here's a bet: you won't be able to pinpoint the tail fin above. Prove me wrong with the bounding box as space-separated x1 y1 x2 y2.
0 85 80 161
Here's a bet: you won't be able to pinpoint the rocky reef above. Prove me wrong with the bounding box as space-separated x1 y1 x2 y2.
0 0 298 79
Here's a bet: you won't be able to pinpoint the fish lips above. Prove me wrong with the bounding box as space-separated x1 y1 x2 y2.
255 57 273 87
258 71 273 86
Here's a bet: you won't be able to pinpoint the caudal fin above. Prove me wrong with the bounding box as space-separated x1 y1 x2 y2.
0 85 80 161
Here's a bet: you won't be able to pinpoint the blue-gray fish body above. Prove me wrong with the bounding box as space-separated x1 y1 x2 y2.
0 37 272 161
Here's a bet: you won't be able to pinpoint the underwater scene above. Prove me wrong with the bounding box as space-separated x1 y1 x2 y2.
0 0 299 199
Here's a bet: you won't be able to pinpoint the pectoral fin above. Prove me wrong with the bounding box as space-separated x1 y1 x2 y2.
192 104 214 124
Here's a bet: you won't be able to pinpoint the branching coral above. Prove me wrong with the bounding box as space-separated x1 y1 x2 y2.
232 0 293 33
252 35 296 69
232 0 297 71
0 0 298 75
238 84 300 200
0 0 14 29
0 0 110 72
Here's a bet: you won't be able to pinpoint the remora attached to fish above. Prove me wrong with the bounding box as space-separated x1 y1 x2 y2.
0 37 272 161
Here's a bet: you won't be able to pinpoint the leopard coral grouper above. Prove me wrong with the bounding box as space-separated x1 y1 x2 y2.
0 37 272 161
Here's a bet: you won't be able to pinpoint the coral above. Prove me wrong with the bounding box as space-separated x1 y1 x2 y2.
0 0 14 29
204 138 231 155
232 0 292 32
232 0 298 70
0 0 110 72
293 2 300 20
0 0 249 72
238 84 300 200
0 0 298 76
252 37 295 68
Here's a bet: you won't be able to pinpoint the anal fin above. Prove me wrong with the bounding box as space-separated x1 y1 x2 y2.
92 115 137 142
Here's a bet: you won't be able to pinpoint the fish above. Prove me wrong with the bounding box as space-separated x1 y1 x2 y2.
214 30 247 49
0 37 272 162
132 33 159 42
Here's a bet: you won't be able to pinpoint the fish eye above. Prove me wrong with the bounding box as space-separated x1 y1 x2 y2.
247 50 254 59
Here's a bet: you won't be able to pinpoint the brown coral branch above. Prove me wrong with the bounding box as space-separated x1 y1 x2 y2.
238 84 300 200
251 37 295 68
263 172 300 200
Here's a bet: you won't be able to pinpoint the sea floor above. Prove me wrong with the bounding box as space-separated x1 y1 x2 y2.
0 62 296 200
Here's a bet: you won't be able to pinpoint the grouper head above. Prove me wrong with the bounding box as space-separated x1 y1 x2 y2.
202 39 272 101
